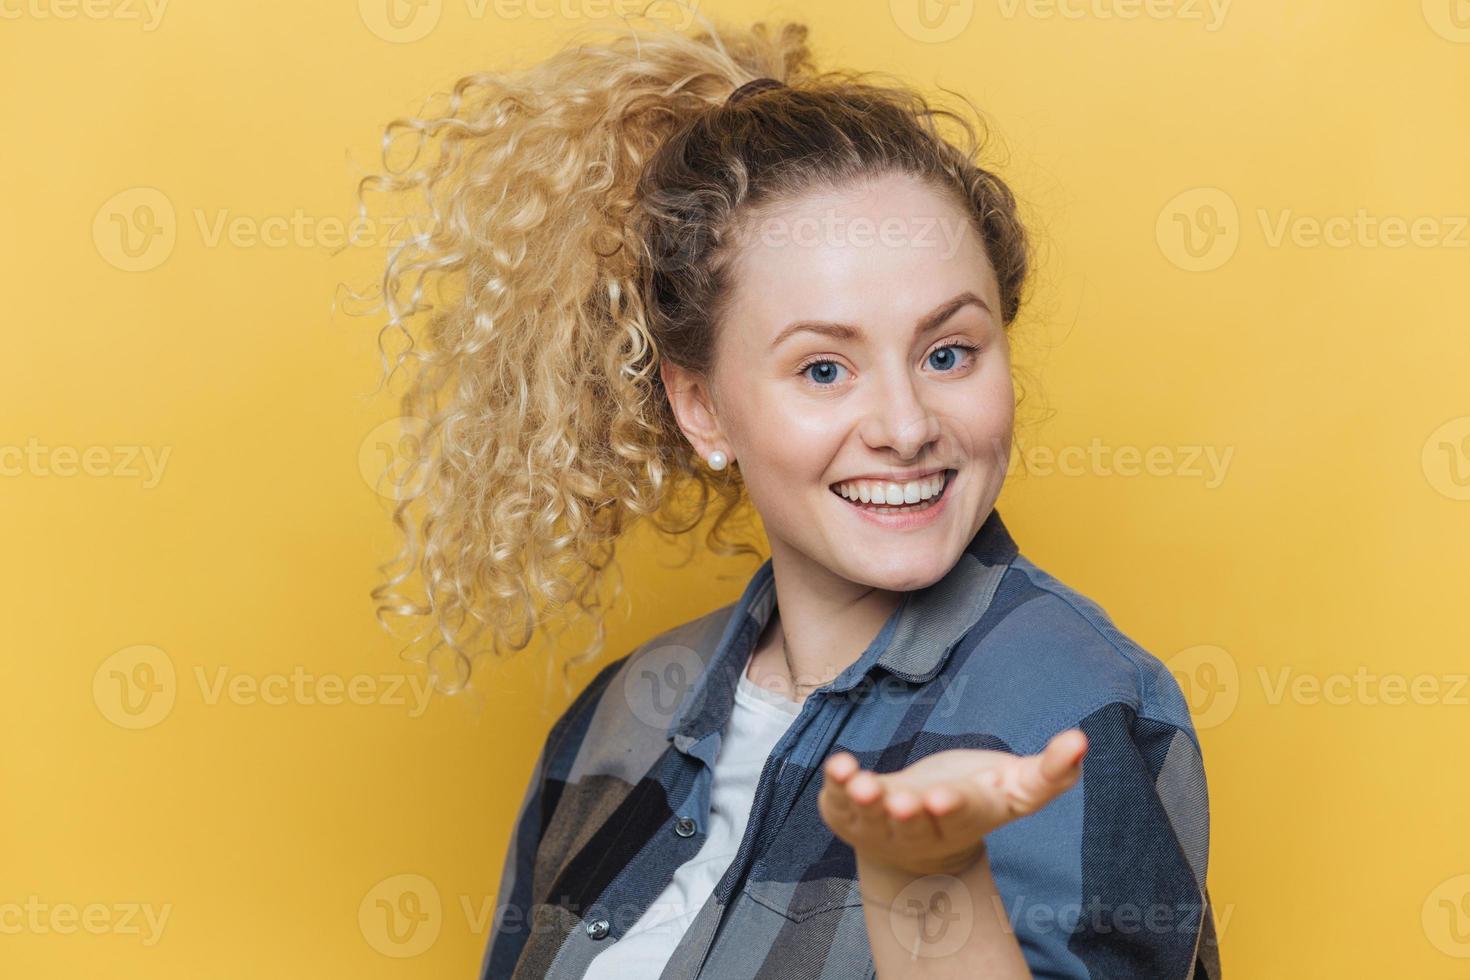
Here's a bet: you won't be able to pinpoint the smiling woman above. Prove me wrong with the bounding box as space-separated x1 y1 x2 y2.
351 9 1220 980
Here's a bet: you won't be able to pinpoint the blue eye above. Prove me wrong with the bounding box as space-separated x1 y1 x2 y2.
800 360 848 386
929 343 978 371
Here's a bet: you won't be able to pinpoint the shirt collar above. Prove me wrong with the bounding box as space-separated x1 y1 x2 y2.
666 507 1020 749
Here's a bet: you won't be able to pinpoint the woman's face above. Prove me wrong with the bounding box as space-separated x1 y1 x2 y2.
665 170 1015 593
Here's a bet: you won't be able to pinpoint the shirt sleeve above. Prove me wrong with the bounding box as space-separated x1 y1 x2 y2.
1064 700 1220 979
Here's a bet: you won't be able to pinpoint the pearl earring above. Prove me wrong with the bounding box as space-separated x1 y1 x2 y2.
707 450 727 471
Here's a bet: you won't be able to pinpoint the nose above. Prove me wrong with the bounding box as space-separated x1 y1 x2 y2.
857 361 943 463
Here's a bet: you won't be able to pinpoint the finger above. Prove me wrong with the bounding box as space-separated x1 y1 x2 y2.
1004 730 1088 812
820 783 857 828
886 787 940 848
1038 729 1088 783
930 779 999 842
820 756 861 825
847 770 892 841
824 750 861 786
921 784 966 820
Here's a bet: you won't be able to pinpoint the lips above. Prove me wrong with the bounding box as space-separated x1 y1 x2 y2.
829 466 947 488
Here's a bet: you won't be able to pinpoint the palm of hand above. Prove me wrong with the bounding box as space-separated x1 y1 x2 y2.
816 729 1088 877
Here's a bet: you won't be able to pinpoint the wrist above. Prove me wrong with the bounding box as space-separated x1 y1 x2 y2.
856 840 989 909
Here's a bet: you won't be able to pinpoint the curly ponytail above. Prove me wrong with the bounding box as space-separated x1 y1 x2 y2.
346 10 1033 696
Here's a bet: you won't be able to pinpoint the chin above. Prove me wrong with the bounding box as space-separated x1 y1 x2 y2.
842 550 954 593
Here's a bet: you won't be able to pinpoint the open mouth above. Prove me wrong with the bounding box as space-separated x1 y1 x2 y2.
828 468 956 515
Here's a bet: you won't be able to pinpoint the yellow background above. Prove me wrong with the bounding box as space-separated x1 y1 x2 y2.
3 0 1468 976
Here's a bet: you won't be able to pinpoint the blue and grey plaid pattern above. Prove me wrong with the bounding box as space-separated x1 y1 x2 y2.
483 508 1222 979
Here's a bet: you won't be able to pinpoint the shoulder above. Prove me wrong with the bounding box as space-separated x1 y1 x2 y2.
943 550 1198 754
589 596 741 728
535 598 741 780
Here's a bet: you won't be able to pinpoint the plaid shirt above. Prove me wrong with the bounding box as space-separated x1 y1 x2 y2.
483 508 1222 979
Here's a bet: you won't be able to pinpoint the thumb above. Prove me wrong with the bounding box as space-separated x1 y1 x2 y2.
1015 729 1088 803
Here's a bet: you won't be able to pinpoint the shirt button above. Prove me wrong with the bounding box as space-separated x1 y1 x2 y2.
586 918 610 940
674 816 696 837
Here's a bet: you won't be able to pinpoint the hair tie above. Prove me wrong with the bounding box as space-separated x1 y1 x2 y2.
727 77 786 105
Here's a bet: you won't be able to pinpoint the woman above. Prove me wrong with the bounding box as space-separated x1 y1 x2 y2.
359 13 1220 979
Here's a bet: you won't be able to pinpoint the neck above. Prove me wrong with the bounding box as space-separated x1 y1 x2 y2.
748 543 904 700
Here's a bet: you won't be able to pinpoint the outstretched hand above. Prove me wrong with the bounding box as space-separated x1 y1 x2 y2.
817 729 1088 878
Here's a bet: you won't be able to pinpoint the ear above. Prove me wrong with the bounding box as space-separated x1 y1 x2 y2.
659 359 731 463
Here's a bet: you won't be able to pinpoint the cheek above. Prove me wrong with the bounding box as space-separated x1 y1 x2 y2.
731 390 843 488
946 369 1015 460
975 380 1015 431
762 418 838 472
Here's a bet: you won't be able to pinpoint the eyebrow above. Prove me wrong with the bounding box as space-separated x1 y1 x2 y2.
768 291 992 352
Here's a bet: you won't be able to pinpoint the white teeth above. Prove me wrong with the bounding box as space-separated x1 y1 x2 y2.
834 471 948 505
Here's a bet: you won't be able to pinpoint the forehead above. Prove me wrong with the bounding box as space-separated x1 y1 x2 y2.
719 172 1000 349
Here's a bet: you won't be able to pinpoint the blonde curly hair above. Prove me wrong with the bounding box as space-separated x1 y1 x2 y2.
346 8 1035 696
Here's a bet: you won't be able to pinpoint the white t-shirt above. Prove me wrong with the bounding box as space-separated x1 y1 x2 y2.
583 661 802 978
